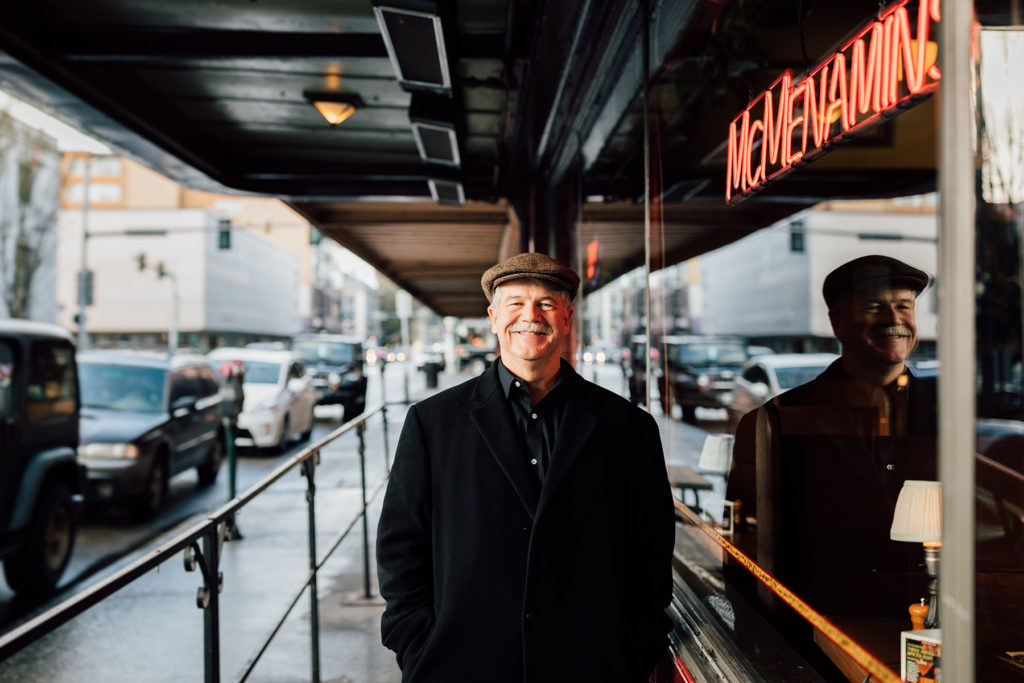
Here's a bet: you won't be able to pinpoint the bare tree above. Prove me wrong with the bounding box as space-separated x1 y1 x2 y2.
0 109 61 319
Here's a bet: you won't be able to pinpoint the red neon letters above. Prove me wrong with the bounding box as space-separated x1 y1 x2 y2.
725 0 941 202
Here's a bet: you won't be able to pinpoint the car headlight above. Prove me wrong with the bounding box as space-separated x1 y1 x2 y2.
697 373 711 389
328 372 342 388
80 442 141 459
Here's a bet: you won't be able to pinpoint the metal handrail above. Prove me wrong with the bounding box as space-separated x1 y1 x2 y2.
672 498 901 683
0 402 391 683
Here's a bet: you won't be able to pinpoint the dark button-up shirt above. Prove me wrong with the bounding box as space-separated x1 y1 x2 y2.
497 359 568 486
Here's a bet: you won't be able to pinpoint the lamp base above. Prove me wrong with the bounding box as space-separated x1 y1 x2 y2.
923 541 941 629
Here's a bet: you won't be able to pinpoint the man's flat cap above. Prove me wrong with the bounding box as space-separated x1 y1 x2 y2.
823 255 931 308
481 252 580 303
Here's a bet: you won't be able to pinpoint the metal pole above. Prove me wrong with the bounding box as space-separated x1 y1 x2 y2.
380 359 391 468
77 154 90 351
938 1 976 679
303 454 321 683
403 361 410 404
225 422 243 540
201 527 221 683
168 272 179 351
641 0 652 412
358 422 372 599
382 403 391 473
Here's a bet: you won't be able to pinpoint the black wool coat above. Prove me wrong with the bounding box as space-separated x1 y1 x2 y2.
376 361 675 683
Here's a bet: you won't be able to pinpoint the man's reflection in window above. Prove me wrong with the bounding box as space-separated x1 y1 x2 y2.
727 256 937 642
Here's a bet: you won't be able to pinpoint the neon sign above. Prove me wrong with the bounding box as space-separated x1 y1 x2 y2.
725 0 941 203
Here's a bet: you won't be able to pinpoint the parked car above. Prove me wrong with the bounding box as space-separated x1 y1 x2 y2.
456 342 495 374
724 353 839 428
207 347 316 451
0 320 84 594
290 333 367 421
658 334 750 422
77 349 225 516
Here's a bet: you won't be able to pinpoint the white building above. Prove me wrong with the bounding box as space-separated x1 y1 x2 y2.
57 207 300 348
701 198 939 352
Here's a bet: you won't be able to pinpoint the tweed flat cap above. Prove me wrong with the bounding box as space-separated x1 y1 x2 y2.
823 255 931 308
481 252 580 302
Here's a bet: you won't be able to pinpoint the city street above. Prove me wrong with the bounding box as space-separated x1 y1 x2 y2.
0 357 732 682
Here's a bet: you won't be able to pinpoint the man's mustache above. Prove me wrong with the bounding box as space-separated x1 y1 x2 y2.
871 325 913 338
509 323 552 335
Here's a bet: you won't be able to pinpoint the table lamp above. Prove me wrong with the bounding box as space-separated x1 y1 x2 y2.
890 480 942 629
698 433 733 473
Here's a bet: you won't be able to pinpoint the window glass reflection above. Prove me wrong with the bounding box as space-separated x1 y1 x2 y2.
974 19 1024 683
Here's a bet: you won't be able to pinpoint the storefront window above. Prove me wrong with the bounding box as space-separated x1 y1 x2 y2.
570 1 1022 680
973 10 1024 681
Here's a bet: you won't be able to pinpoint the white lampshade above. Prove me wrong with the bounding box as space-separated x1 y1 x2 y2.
698 434 733 473
890 480 942 542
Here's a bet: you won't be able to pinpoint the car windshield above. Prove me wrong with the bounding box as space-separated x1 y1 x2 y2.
239 361 282 385
774 364 831 390
79 363 166 413
292 340 354 365
676 342 747 366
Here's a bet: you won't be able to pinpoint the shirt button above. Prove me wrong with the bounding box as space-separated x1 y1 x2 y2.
525 612 537 624
531 413 538 419
515 381 521 387
886 464 895 471
531 458 538 465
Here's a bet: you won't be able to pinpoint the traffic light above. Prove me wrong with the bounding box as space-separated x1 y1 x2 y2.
218 219 231 249
136 252 147 271
157 261 168 278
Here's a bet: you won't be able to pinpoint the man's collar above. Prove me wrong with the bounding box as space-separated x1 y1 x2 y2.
827 358 915 389
497 358 567 400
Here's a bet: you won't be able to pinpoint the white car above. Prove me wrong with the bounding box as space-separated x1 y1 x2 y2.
725 352 839 428
207 347 316 452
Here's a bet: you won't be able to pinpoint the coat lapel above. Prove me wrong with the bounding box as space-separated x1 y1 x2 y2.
537 366 599 517
469 363 541 516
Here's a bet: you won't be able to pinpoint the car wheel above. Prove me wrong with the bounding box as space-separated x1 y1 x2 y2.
3 481 76 595
197 436 224 487
681 405 698 424
134 456 168 518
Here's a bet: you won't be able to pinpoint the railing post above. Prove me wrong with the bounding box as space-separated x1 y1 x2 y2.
382 403 390 473
184 524 225 683
302 453 322 683
358 422 373 599
225 422 243 540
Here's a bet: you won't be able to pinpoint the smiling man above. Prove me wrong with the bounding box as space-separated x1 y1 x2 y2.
726 254 938 657
377 252 675 683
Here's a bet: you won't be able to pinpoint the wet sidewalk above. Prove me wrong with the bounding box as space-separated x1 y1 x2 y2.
0 370 471 683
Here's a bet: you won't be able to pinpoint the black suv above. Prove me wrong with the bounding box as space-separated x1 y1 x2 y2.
659 334 749 422
291 333 367 420
77 349 225 516
0 320 84 594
